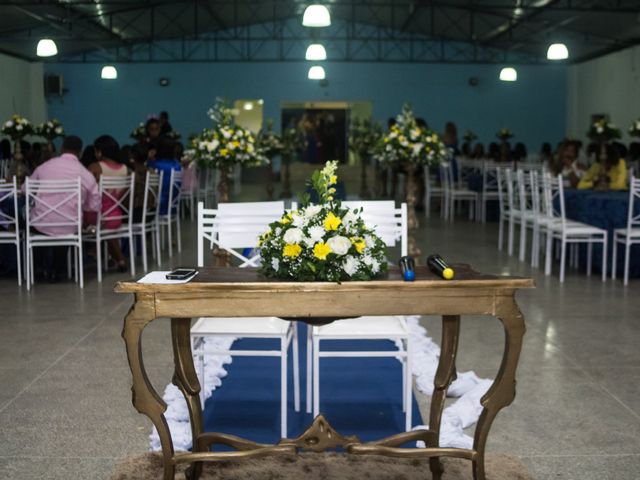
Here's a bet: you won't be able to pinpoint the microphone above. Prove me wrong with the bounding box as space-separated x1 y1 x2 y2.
427 254 455 280
398 256 416 281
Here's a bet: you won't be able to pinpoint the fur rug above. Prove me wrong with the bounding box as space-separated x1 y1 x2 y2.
110 451 533 480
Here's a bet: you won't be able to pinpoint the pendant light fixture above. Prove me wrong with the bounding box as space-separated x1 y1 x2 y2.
308 65 326 80
101 65 118 79
499 67 517 82
302 5 331 27
36 38 58 57
305 43 327 61
547 43 569 60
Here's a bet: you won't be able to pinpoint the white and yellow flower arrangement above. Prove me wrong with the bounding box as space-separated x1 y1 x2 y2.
259 161 387 282
628 119 640 138
35 119 64 140
2 114 34 140
587 116 621 142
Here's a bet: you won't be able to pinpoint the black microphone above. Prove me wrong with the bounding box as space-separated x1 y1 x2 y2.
398 256 416 281
427 254 455 280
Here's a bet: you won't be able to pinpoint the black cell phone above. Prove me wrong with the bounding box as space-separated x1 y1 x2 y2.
166 268 197 280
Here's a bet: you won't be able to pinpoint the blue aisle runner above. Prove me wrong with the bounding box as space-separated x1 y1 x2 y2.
203 323 422 448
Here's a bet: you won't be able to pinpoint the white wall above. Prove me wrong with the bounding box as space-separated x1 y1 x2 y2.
567 46 640 142
0 53 47 127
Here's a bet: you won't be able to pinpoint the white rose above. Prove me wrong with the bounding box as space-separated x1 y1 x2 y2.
222 129 231 139
596 126 604 134
227 142 235 150
327 235 351 256
304 205 322 218
16 124 23 131
343 256 360 276
55 127 63 134
283 228 304 244
412 143 424 156
364 235 375 248
275 227 282 236
291 212 306 228
271 258 280 271
342 210 358 226
307 225 325 243
5 121 13 128
247 143 254 153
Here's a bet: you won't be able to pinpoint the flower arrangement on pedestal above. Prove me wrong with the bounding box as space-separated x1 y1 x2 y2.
462 130 477 144
496 128 513 142
2 114 34 182
259 161 387 282
188 98 267 202
587 117 621 143
628 119 640 138
35 119 64 154
130 122 147 142
257 119 283 199
376 104 448 236
349 118 382 198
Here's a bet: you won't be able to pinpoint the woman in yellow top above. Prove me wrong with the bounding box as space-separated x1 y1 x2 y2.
578 144 628 190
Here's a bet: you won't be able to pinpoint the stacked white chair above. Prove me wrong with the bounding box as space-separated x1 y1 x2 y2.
179 162 197 220
496 167 511 251
25 177 83 289
132 170 163 272
423 167 445 219
192 201 299 438
504 168 522 256
612 176 640 285
541 173 608 283
516 169 538 263
307 201 413 432
479 161 500 223
440 161 478 222
84 174 136 282
0 177 22 285
157 169 183 258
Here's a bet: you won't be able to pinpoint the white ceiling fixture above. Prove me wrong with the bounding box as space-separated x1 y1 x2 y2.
308 65 326 80
243 102 254 110
499 67 517 82
101 65 118 79
305 43 327 61
36 39 58 57
302 5 331 27
547 43 569 60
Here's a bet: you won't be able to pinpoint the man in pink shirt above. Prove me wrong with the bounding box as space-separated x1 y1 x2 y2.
24 136 100 282
26 136 100 236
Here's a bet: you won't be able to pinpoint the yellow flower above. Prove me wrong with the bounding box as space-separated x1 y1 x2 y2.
283 244 302 258
350 237 366 254
330 175 337 184
232 140 240 148
323 212 341 231
313 242 331 260
220 148 229 156
279 212 292 224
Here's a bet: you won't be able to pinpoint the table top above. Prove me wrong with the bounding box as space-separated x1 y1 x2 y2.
114 265 534 294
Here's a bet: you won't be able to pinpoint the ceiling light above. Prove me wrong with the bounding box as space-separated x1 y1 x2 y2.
243 102 254 111
547 43 569 60
305 44 327 61
499 67 517 82
36 39 58 57
308 65 326 80
101 65 118 80
302 5 331 27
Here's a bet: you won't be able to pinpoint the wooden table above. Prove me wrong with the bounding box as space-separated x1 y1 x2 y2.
115 265 533 480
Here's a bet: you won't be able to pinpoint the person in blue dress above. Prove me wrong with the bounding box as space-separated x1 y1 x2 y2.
147 137 181 215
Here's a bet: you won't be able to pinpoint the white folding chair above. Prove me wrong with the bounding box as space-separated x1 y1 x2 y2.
308 201 413 432
516 169 539 263
541 173 608 283
496 167 510 251
84 175 135 282
504 168 522 256
157 169 182 258
480 161 500 223
180 162 197 220
612 176 640 285
132 171 163 272
192 200 300 438
440 161 478 222
0 177 22 285
424 166 445 219
25 177 83 289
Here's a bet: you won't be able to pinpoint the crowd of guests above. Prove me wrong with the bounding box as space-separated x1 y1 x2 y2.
0 113 183 281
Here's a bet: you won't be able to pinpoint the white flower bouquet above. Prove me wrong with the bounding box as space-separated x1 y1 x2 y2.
377 104 448 166
628 119 640 138
2 114 34 140
130 122 147 141
35 119 64 140
259 161 388 282
349 118 382 157
587 117 621 141
257 120 283 159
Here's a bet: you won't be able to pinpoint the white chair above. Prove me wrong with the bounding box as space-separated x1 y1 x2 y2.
0 159 10 179
197 165 216 208
424 166 445 219
0 177 22 285
192 200 300 438
308 201 413 432
541 173 608 283
180 162 197 220
479 161 500 223
516 169 539 263
612 176 640 285
496 167 510 251
132 171 163 272
157 169 182 258
440 161 478 222
25 177 83 289
504 168 522 256
84 175 136 282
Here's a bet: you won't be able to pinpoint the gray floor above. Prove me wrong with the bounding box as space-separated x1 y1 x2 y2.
1 193 639 479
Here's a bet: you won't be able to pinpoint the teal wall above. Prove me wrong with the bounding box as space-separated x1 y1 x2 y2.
45 61 567 151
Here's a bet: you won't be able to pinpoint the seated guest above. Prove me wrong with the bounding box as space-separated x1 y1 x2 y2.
488 142 500 162
499 142 511 163
557 140 586 188
578 144 628 190
159 111 173 136
540 142 553 167
513 142 527 162
87 135 130 272
146 117 162 143
147 137 181 215
130 143 151 222
80 144 96 168
25 135 100 281
471 143 485 159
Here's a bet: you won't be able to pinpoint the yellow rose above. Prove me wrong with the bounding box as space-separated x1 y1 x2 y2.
350 237 366 254
323 212 341 231
330 175 337 184
220 148 229 156
232 140 240 148
283 244 302 258
313 242 331 260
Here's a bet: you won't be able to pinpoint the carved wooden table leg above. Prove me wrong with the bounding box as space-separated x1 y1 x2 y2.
171 318 204 480
428 315 461 480
472 297 525 480
122 294 176 480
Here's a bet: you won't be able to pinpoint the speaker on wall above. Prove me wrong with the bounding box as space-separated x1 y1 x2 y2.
44 75 64 96
468 77 479 87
